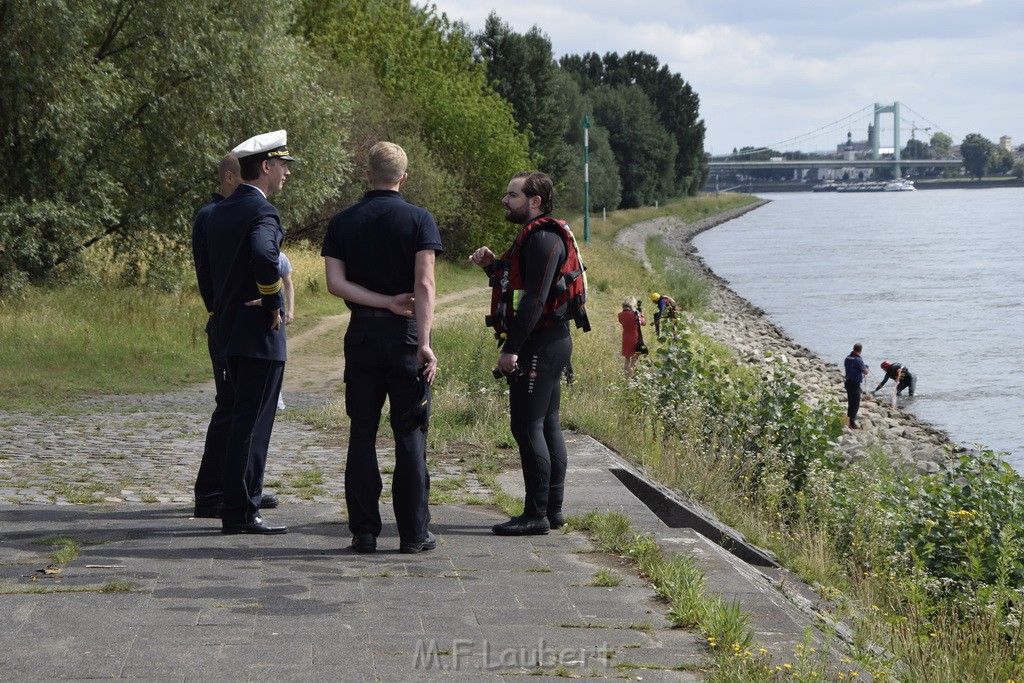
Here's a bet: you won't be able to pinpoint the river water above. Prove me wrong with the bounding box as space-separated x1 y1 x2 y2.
692 188 1024 470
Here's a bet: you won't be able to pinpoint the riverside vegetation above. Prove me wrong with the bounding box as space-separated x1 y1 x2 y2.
2 195 1023 680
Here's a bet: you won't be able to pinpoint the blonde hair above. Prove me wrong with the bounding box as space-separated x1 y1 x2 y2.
368 142 408 184
622 296 637 310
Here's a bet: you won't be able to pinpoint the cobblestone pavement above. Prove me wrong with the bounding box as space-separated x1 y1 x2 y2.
0 386 348 507
0 291 485 508
0 385 486 511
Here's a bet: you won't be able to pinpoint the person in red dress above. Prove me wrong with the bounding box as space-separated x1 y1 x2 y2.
617 296 646 376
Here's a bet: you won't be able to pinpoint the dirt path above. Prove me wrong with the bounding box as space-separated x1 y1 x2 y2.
283 288 485 397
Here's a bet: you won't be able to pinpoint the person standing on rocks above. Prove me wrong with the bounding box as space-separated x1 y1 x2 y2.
843 343 870 430
322 141 441 555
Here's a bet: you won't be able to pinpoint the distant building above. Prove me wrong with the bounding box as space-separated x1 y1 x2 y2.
999 135 1013 152
836 129 874 158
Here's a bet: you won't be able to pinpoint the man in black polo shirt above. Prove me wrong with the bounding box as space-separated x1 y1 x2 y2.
322 141 442 554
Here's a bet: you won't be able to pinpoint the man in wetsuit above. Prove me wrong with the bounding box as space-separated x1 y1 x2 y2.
875 360 916 396
470 171 572 536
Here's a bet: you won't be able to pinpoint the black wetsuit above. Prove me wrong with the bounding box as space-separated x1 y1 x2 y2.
499 224 571 519
876 363 915 396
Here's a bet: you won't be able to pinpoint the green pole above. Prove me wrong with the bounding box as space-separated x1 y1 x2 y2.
582 115 590 243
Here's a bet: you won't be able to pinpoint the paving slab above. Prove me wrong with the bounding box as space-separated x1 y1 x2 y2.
0 389 864 680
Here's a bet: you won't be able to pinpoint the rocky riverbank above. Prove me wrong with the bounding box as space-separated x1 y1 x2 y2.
616 200 957 475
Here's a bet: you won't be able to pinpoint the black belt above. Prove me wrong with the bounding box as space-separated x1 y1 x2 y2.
350 308 404 319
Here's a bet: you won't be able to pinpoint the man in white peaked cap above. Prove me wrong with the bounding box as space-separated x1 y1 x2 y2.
205 130 294 534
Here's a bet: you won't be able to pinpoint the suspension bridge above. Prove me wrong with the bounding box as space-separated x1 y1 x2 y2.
709 102 961 179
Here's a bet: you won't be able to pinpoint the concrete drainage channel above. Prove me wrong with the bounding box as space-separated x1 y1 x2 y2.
608 466 780 568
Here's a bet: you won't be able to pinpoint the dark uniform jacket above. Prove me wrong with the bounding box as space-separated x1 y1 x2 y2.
206 184 286 361
192 192 223 338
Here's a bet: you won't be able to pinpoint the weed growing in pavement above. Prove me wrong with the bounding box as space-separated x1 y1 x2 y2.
588 569 622 587
574 511 862 681
280 467 326 500
100 580 138 592
33 536 81 566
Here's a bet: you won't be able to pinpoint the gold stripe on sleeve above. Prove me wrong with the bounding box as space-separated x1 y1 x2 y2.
257 279 283 296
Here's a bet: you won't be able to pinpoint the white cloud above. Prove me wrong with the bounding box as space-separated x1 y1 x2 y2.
427 0 1024 151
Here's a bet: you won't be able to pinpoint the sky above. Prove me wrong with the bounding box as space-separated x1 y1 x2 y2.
426 0 1024 155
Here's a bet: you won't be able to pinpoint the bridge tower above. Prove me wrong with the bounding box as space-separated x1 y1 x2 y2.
870 102 902 178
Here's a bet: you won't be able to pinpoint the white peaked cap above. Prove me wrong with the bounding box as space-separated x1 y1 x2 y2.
231 130 294 161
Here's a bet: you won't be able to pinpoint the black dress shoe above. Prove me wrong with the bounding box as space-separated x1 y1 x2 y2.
260 493 279 509
351 532 377 553
492 515 550 536
221 517 287 535
547 510 566 529
194 502 223 519
400 531 437 554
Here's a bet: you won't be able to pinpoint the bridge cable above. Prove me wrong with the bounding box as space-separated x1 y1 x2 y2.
719 104 875 157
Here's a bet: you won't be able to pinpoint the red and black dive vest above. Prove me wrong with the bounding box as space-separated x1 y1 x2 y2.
485 216 590 343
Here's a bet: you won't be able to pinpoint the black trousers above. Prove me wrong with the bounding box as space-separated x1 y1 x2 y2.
508 325 572 518
194 323 232 506
845 379 862 427
344 318 430 544
897 373 916 396
221 355 283 525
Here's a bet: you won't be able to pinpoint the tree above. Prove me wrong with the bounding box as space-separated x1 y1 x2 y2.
903 139 932 160
549 70 620 212
960 134 994 179
590 87 676 209
0 0 350 293
559 51 707 196
474 14 569 181
297 0 533 256
930 132 954 158
988 146 1014 175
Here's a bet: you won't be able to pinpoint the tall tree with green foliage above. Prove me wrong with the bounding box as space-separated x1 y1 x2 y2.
988 145 1014 175
0 0 350 293
590 87 676 209
960 133 994 179
470 16 619 212
548 71 621 212
474 14 570 180
560 51 707 195
930 131 954 157
296 0 532 256
902 138 932 160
